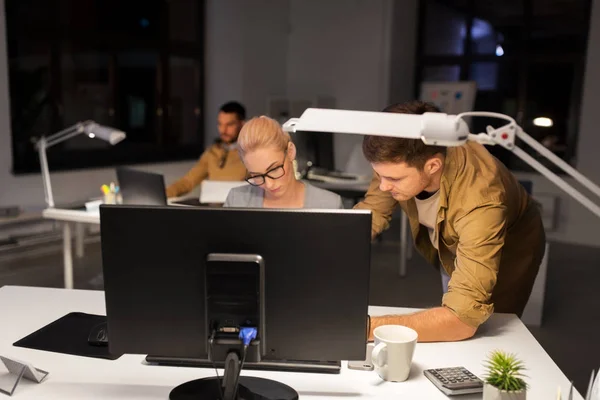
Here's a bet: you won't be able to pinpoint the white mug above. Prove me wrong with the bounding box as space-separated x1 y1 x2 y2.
371 325 418 382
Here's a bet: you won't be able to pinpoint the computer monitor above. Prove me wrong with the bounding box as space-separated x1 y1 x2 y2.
115 167 167 206
99 205 371 400
291 130 335 172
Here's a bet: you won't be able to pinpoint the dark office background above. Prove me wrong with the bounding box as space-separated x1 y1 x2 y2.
417 0 591 172
4 0 593 176
6 0 205 174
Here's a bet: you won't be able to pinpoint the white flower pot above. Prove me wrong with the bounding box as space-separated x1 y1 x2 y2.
483 383 527 400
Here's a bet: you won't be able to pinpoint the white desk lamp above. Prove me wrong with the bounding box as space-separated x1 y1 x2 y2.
282 108 600 219
33 121 126 208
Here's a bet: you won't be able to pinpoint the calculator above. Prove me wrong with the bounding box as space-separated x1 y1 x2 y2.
424 367 484 396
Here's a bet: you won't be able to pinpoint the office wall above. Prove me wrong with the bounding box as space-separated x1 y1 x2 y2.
205 0 289 145
287 0 396 172
577 0 600 184
388 0 419 105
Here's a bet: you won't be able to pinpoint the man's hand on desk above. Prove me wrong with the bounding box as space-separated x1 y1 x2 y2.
368 307 477 343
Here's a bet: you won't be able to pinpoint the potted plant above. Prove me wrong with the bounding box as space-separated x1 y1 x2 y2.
482 350 528 400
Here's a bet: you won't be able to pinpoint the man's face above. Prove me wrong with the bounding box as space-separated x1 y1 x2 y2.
372 161 431 201
217 112 243 143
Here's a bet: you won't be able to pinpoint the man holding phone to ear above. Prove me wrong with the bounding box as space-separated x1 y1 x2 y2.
166 101 248 198
354 100 546 343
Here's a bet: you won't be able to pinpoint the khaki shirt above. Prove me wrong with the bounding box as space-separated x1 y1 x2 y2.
166 143 247 198
355 142 546 328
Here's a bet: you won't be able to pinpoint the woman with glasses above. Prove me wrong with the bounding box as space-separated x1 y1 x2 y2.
223 116 344 209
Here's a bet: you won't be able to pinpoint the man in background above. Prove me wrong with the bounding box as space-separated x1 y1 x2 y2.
166 101 248 198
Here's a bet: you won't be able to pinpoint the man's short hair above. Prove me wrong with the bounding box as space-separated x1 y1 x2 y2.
362 100 447 170
219 101 246 121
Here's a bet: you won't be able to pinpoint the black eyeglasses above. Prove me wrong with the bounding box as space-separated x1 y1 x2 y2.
245 152 287 186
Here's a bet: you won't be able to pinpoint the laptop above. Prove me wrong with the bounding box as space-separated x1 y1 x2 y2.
115 167 168 206
199 180 248 204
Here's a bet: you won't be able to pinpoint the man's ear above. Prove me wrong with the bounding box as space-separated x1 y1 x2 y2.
288 142 297 160
425 156 443 175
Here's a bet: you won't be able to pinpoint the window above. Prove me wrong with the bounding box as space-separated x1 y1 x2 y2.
416 0 591 172
6 0 205 174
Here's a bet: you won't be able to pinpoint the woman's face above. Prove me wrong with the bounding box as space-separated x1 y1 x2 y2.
243 145 296 198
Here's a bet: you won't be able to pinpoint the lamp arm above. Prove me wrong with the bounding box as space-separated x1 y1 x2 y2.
33 121 92 208
46 127 85 147
459 111 600 219
511 145 600 218
41 121 93 148
515 128 600 199
36 137 54 208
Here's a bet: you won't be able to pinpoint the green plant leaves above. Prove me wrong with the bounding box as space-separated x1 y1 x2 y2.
483 350 528 392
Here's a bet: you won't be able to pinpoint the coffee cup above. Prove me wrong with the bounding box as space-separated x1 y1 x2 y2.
371 325 418 382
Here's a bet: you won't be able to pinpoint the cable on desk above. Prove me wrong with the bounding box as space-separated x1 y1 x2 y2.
232 327 257 399
232 345 248 400
209 330 225 400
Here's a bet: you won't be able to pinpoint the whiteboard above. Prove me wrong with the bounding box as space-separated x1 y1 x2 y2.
420 81 477 115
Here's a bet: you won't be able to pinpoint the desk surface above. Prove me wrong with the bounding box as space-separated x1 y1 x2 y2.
42 208 100 224
0 286 581 399
41 198 198 224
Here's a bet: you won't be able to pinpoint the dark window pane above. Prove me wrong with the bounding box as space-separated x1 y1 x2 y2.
473 0 524 23
423 65 461 82
169 0 200 43
470 18 499 55
6 0 206 174
5 0 56 36
424 0 466 56
116 51 159 143
169 57 201 145
58 0 161 40
529 0 589 54
473 1 524 57
7 39 55 172
60 49 113 152
470 62 498 91
522 63 575 164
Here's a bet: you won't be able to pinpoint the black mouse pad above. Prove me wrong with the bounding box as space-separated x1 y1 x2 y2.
13 312 123 360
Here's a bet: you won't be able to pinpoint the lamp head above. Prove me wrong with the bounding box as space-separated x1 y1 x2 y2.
82 122 126 145
282 108 469 147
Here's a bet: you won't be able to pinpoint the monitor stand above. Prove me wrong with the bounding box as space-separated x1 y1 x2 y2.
169 351 298 400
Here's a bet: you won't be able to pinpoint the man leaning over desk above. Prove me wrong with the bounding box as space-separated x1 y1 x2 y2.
354 101 546 343
166 101 248 198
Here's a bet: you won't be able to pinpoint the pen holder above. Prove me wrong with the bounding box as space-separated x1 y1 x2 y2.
103 193 122 205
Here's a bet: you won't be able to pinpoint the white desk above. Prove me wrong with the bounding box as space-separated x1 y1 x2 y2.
41 197 192 289
0 286 582 399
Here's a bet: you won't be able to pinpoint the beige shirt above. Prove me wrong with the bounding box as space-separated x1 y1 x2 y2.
415 191 441 250
165 143 247 198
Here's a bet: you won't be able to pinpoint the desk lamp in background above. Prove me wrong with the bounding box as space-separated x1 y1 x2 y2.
32 121 126 208
282 109 600 219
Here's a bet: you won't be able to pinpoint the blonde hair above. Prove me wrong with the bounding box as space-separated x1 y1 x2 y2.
237 116 291 157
